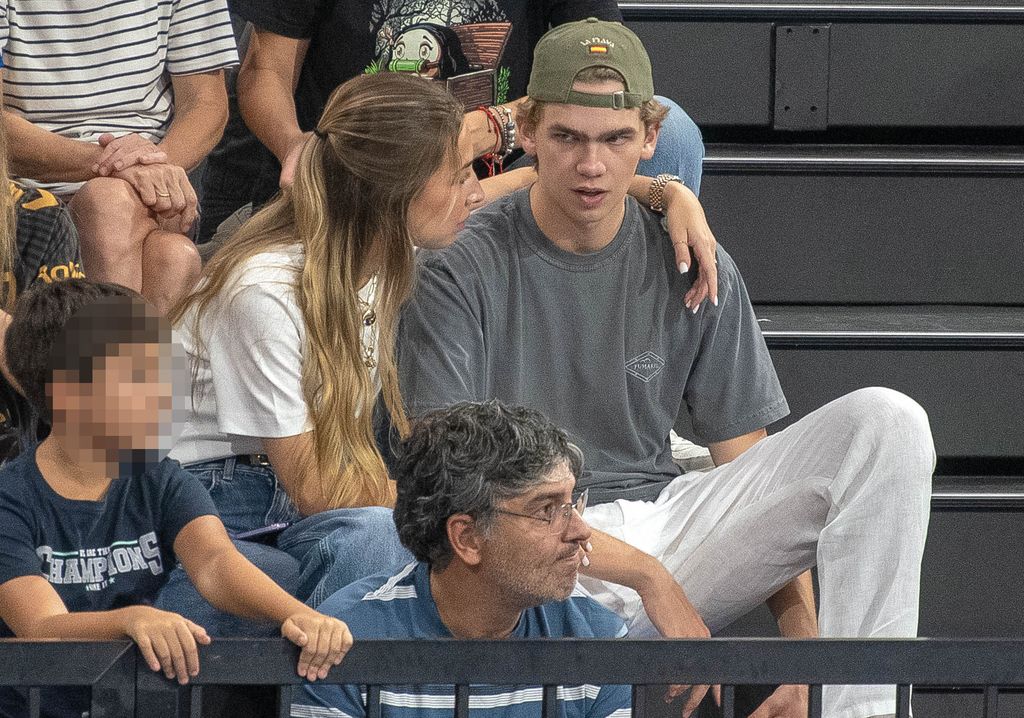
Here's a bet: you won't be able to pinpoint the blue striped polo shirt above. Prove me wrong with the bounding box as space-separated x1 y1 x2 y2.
291 562 631 718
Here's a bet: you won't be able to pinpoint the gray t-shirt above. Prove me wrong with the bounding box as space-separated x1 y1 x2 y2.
399 189 789 504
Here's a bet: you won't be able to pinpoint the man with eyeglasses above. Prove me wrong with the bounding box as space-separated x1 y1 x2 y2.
291 400 630 718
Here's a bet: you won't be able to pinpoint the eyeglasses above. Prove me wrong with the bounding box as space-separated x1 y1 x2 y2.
494 488 589 534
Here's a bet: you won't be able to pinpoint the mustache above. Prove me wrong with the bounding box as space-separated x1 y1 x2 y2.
557 543 587 562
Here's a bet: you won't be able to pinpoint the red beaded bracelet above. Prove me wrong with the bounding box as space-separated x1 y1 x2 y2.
476 105 504 176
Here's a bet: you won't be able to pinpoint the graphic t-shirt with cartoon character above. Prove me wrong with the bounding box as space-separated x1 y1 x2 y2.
234 0 620 203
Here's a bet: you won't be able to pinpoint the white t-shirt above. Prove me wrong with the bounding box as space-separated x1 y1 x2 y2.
170 246 379 465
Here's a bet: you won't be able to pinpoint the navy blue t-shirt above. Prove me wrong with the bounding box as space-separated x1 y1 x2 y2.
0 448 218 718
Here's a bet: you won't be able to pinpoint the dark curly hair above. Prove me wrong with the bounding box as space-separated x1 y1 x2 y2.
393 400 583 569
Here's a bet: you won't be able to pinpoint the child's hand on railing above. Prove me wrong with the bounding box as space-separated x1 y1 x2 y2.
123 605 211 685
747 684 809 718
281 610 354 682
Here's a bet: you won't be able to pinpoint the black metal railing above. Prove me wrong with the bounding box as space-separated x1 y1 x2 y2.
4 638 1024 718
0 641 136 718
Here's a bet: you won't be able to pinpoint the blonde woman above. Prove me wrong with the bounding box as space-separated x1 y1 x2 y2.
165 73 718 626
162 74 477 628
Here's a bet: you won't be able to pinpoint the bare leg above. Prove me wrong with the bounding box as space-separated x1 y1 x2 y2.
141 228 201 315
68 178 200 314
69 177 148 292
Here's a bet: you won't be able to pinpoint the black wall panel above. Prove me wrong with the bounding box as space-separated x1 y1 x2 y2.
699 172 1024 304
830 25 1024 127
921 510 1024 638
627 17 1024 130
765 349 1024 458
628 21 774 126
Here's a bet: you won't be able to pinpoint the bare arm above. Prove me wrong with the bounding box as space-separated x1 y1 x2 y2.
707 428 765 465
0 574 212 683
766 572 818 637
0 574 142 639
237 29 309 165
175 515 352 680
88 71 226 177
0 309 12 386
479 166 536 204
159 70 230 171
628 175 719 309
464 97 527 158
708 428 819 639
582 528 706 634
262 432 327 515
5 69 225 183
581 529 716 715
262 431 393 515
175 515 315 623
3 112 103 184
1 68 99 181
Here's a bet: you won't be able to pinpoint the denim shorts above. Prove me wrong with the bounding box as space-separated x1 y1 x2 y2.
183 456 301 535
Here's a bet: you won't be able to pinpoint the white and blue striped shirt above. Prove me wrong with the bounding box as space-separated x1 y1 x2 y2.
0 0 237 192
292 562 632 718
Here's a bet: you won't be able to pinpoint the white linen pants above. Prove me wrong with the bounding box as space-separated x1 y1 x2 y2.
580 387 935 718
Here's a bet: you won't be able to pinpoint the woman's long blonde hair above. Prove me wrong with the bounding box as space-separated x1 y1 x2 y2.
0 108 18 310
170 73 463 509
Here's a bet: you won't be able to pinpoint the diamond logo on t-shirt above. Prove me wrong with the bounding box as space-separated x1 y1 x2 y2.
625 351 665 383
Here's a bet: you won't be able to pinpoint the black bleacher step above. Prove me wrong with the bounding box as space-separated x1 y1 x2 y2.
699 155 1024 304
621 1 1024 22
705 144 1024 174
755 305 1024 349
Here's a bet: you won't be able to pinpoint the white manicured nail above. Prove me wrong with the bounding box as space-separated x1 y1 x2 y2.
678 262 688 274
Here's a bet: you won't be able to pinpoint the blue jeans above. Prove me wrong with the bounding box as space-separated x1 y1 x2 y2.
278 508 412 608
639 96 705 197
154 537 301 637
155 457 411 633
184 457 301 533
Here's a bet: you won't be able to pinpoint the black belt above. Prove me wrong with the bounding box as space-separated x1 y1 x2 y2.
235 454 271 467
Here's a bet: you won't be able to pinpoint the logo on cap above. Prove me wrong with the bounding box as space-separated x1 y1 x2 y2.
580 37 614 55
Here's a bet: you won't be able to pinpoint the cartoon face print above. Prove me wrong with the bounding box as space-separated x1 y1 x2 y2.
392 28 442 76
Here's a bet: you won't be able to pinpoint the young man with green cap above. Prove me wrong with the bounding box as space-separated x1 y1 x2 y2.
398 18 933 718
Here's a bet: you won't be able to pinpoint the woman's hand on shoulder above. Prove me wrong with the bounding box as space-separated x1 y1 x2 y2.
661 181 719 312
281 608 354 681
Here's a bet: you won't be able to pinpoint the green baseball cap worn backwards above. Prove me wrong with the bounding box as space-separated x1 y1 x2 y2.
527 18 654 110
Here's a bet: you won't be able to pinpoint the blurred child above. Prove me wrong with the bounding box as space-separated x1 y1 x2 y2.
0 279 352 718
